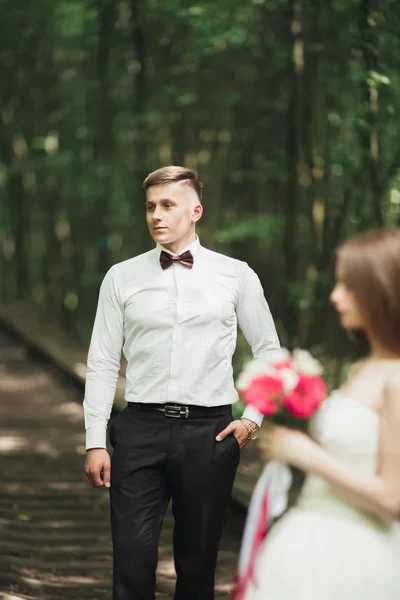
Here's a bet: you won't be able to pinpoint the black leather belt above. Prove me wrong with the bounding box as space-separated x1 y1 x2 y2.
127 402 232 419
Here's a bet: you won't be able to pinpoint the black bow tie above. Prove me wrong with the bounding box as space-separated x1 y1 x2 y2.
159 250 194 270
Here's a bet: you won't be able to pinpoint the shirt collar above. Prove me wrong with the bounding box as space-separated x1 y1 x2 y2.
157 235 201 257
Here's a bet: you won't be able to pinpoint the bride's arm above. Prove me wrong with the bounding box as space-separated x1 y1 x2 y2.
266 377 400 521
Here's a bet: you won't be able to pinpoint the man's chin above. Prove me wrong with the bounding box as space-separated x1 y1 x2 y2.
150 231 172 245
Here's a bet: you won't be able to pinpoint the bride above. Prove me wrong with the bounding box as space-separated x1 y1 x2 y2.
244 228 400 600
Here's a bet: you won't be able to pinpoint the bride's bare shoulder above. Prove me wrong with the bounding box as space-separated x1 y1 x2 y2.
387 365 400 387
347 359 367 380
383 365 400 409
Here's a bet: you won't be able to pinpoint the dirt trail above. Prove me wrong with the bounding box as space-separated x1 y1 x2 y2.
0 330 243 599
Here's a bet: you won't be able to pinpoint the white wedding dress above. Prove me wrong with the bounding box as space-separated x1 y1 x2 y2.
244 392 400 600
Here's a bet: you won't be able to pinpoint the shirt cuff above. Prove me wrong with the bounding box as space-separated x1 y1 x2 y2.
86 425 107 450
242 405 264 428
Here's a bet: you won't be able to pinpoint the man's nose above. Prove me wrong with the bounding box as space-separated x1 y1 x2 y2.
152 207 162 220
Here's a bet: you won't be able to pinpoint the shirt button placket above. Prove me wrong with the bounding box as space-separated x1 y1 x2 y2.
167 265 180 402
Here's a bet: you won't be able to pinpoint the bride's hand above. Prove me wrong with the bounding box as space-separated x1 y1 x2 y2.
259 423 312 466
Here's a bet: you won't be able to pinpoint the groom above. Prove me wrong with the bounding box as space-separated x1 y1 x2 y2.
83 166 280 600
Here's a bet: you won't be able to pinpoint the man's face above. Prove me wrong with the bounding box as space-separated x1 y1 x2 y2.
145 181 203 248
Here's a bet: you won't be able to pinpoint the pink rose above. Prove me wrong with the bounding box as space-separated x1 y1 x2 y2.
283 374 327 419
243 375 284 416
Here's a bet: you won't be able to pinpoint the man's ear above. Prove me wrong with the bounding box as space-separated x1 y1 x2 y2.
192 202 203 223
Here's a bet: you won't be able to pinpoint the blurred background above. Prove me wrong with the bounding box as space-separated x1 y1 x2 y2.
1 0 400 380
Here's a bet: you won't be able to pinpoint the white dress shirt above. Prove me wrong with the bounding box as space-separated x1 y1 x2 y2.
83 237 280 449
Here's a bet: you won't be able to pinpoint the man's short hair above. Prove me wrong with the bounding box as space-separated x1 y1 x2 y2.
142 166 203 201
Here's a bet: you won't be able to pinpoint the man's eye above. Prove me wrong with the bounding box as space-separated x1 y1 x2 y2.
147 206 155 212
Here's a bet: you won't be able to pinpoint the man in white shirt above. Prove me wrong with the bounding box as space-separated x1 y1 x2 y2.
83 166 280 600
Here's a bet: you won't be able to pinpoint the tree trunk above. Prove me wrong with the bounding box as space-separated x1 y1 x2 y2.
8 170 28 299
130 0 150 254
95 0 117 273
359 0 382 226
283 0 304 344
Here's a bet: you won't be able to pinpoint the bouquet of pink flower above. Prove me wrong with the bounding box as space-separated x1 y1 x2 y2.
232 349 327 600
236 348 327 423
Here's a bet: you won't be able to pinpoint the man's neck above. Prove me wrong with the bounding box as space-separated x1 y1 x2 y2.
162 235 197 256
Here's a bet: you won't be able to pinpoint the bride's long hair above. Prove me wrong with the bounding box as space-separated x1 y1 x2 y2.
336 228 400 356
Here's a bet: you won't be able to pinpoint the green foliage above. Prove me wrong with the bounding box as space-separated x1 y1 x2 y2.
0 0 399 361
216 215 285 249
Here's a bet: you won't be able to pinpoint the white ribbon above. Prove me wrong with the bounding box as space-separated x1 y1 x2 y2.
237 461 292 578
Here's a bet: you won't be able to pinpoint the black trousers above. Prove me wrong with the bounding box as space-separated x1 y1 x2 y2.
109 404 240 600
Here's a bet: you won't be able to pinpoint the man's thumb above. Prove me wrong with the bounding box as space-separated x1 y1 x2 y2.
103 463 111 488
216 425 231 442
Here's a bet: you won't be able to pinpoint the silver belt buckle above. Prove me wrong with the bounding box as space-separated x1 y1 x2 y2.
164 404 190 419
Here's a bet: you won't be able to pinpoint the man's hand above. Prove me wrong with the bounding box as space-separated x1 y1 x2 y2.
84 448 111 488
216 419 250 449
